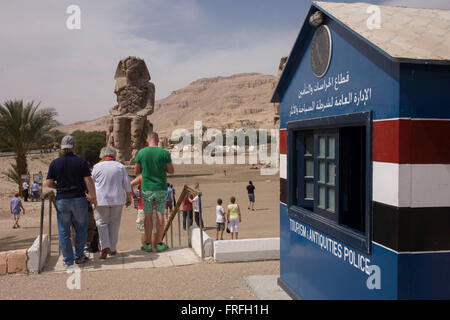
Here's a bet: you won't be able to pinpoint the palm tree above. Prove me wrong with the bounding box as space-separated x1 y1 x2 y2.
0 100 58 189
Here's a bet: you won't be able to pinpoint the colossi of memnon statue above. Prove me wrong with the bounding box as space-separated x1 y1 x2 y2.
106 56 154 164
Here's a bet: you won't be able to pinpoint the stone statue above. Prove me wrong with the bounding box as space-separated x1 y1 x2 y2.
106 56 154 164
274 56 288 125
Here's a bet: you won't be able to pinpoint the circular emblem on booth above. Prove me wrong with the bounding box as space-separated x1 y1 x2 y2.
310 25 332 78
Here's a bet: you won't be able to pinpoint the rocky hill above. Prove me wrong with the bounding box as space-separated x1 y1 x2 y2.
56 73 278 139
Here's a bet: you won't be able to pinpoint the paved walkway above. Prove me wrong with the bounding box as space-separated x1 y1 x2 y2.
44 247 201 274
246 275 291 300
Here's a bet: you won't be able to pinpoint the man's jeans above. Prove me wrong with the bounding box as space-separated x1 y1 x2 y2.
31 191 39 202
55 197 89 265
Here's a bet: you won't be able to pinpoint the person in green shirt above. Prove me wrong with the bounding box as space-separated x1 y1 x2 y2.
134 132 175 252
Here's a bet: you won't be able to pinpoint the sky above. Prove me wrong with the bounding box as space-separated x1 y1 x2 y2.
0 0 449 124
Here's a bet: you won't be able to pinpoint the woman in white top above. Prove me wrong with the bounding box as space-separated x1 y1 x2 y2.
215 198 225 241
189 183 204 228
92 146 133 259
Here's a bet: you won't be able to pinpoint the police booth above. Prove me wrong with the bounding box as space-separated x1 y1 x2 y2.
273 2 450 299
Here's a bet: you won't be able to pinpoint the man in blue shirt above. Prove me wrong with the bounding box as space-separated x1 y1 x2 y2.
165 183 174 218
10 192 25 229
31 181 40 202
46 135 97 267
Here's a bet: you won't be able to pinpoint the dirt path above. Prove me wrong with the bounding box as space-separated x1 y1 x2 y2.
0 260 280 300
0 154 282 300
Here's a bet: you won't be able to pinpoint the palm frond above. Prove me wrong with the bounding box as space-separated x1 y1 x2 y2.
0 99 59 180
2 163 20 184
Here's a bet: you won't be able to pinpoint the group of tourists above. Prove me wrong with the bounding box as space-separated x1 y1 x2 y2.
21 180 41 202
10 179 42 228
215 180 255 241
10 131 259 265
43 132 173 267
222 181 256 240
214 196 242 240
180 182 204 231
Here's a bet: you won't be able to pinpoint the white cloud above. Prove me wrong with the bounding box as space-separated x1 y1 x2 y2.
0 1 294 124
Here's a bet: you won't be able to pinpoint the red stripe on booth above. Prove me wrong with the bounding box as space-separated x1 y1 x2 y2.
280 129 287 155
373 119 450 164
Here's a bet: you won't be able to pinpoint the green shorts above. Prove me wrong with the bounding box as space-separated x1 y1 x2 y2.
141 190 168 214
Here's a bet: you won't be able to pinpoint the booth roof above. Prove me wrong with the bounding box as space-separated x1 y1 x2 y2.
314 1 450 63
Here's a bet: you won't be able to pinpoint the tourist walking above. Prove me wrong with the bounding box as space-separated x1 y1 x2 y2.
227 196 241 240
31 181 40 202
10 192 25 229
182 192 194 231
171 184 176 203
247 180 256 211
134 132 174 252
46 135 97 267
215 198 225 240
189 182 204 228
165 183 174 219
131 175 158 251
91 146 133 259
22 180 29 202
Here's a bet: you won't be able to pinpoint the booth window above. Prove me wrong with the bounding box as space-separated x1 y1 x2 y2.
288 112 372 254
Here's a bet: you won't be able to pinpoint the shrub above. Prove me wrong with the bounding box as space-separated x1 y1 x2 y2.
71 131 106 165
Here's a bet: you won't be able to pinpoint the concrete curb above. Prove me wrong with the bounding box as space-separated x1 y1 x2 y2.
0 234 50 276
246 275 292 300
27 234 49 273
214 238 279 263
189 227 213 258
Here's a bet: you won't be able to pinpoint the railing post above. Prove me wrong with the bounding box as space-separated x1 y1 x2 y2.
186 192 191 247
48 198 52 257
38 198 45 274
199 194 204 260
178 207 181 247
170 215 173 248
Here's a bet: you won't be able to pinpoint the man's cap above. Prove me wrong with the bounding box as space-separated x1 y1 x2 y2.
14 192 19 197
61 135 75 149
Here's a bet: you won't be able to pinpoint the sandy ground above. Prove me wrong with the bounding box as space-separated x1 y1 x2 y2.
0 152 281 300
0 152 279 251
0 260 280 300
0 153 58 252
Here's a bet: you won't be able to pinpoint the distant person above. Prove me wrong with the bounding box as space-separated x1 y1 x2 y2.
182 192 194 231
37 171 43 188
171 184 176 207
165 183 174 219
85 162 98 254
131 175 158 251
215 198 225 241
92 146 133 259
22 180 29 202
46 135 97 268
135 132 174 252
189 182 204 228
227 196 241 240
10 192 25 229
31 181 40 202
247 180 256 211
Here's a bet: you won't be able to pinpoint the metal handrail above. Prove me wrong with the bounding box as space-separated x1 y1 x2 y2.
162 185 205 259
38 191 56 274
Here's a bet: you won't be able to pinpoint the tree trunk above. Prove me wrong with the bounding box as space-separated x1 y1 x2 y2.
16 151 28 192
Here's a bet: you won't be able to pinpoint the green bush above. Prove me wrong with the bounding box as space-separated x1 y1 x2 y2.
72 131 106 165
